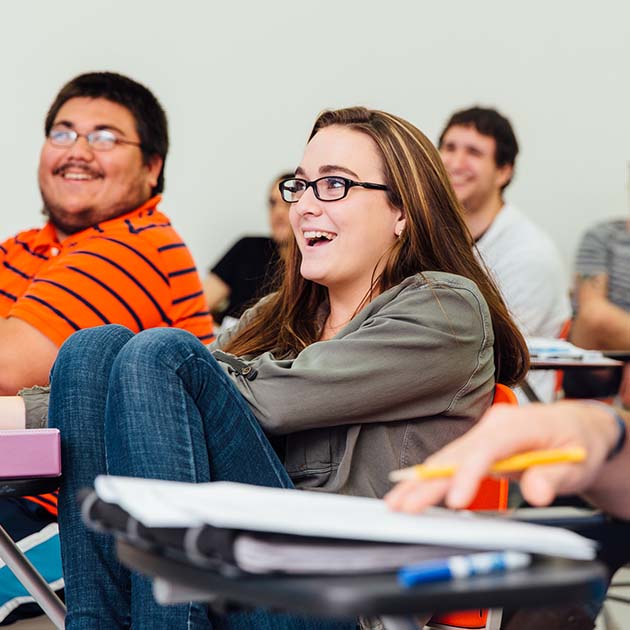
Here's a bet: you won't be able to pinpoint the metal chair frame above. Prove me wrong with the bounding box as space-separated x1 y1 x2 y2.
0 477 66 628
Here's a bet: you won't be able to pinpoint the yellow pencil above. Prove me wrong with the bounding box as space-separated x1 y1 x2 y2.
388 447 587 482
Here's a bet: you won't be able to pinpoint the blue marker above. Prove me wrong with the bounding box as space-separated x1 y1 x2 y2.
398 551 532 587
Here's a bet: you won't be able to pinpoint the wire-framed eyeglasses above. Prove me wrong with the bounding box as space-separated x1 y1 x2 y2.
47 128 143 151
279 176 389 203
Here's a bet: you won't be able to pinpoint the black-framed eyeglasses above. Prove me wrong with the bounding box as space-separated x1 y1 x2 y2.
279 176 389 203
47 128 143 152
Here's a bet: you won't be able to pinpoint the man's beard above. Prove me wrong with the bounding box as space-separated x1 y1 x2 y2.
41 197 138 237
40 161 151 236
41 202 100 236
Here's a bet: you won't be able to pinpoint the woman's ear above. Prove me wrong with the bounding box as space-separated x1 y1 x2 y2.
394 211 406 237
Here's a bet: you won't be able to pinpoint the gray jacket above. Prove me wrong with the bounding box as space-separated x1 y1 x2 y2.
209 271 496 498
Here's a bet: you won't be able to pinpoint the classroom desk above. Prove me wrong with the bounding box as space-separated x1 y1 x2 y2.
82 493 624 630
116 539 607 623
522 355 624 402
601 351 630 361
529 356 623 370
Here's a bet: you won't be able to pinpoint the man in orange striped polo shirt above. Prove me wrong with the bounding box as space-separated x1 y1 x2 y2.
0 73 213 622
0 72 213 397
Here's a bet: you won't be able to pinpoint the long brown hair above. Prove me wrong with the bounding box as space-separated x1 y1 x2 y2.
224 107 528 386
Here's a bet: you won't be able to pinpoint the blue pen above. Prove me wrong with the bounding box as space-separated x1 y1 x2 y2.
398 551 532 587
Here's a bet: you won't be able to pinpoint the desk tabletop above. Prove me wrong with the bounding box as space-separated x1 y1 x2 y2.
530 356 623 369
117 541 607 619
601 350 630 361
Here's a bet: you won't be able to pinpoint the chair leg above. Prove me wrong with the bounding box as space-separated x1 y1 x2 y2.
0 524 66 629
485 608 503 630
380 615 422 629
520 379 540 402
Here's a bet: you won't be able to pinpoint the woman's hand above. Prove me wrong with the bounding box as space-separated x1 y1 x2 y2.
385 401 626 516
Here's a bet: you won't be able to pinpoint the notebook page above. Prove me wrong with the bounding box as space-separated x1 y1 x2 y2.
94 477 597 560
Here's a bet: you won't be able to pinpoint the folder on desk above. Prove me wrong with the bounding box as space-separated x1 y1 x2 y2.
90 477 597 574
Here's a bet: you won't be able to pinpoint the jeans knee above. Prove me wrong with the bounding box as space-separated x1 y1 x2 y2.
113 328 202 374
108 328 221 410
51 325 134 386
49 326 134 437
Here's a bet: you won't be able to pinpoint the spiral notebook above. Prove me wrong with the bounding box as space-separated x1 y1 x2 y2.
93 476 597 564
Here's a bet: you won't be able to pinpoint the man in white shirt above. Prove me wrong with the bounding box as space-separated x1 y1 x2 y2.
439 106 571 401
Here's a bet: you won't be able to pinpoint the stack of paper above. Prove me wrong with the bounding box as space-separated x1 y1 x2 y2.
94 477 597 562
526 337 597 359
234 535 473 574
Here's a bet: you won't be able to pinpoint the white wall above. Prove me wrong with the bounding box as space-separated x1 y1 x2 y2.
2 0 629 280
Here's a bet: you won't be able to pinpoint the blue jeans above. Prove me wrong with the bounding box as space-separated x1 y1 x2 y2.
49 325 355 630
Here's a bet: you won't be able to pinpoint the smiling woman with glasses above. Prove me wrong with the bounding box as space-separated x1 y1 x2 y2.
48 106 529 629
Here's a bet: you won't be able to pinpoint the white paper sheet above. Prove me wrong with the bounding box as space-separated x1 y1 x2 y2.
94 477 597 560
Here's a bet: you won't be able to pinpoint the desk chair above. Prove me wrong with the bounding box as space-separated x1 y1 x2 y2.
426 384 516 630
554 319 572 396
80 501 607 630
115 540 604 630
0 429 66 629
521 320 573 403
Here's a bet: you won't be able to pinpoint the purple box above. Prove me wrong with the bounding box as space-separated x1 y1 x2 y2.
0 429 61 478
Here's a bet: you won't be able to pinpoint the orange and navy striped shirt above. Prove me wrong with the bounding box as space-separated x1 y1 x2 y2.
1 195 212 517
0 195 213 346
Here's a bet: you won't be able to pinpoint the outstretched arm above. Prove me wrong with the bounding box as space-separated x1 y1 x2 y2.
571 274 630 349
385 401 630 520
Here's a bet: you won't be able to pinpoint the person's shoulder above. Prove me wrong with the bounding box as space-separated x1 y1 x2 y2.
496 204 549 238
413 270 481 291
93 206 191 255
491 205 561 260
233 236 274 250
116 206 176 240
385 272 486 306
373 273 492 337
213 236 274 271
478 205 533 251
224 235 273 254
63 207 194 277
13 225 43 238
236 236 273 244
3 225 45 245
582 218 627 240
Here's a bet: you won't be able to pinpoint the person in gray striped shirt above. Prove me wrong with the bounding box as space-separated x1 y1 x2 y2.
568 219 630 405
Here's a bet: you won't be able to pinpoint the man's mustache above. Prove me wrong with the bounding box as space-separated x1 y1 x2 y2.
53 162 104 178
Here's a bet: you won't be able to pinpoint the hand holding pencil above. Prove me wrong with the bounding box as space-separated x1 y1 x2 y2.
385 400 630 520
388 447 587 482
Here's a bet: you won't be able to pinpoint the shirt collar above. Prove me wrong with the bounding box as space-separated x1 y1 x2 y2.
31 222 61 253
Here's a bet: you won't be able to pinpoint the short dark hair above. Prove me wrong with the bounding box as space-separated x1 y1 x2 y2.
438 106 518 189
45 72 169 195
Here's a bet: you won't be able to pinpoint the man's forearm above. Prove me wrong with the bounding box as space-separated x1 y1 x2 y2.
572 299 630 350
0 317 58 394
